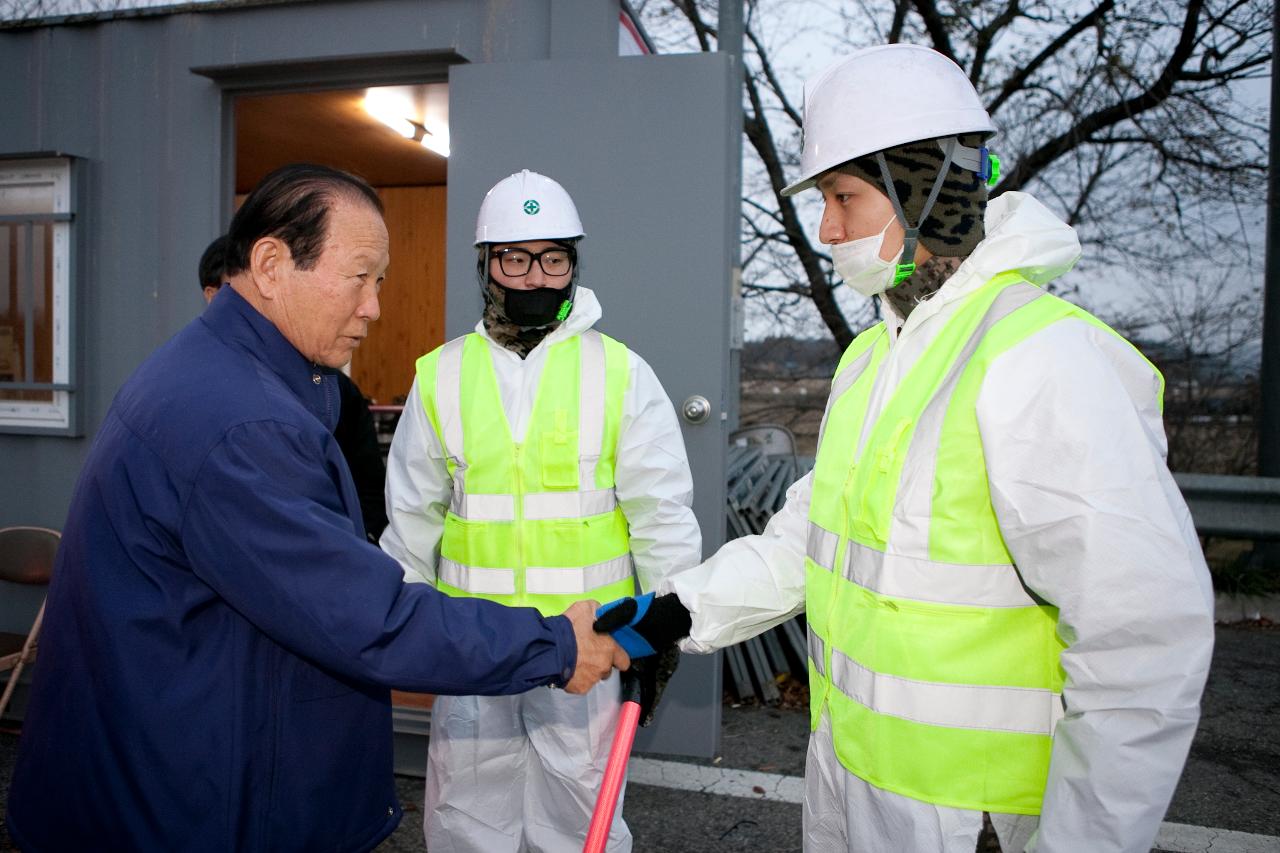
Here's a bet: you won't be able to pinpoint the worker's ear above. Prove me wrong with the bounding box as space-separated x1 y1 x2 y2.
247 236 290 300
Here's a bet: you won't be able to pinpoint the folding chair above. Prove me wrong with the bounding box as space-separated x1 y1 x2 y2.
0 525 60 723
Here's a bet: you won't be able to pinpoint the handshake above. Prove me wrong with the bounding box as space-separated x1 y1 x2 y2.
561 593 691 726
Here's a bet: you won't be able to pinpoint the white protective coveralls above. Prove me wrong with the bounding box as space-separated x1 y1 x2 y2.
382 285 702 853
659 192 1215 853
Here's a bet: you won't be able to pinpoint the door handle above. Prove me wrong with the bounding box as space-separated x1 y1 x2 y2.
681 395 712 425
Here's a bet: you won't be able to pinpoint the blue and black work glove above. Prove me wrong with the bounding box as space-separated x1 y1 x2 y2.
594 592 692 727
593 592 691 659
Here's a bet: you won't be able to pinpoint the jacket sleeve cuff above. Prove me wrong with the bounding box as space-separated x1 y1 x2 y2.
549 614 578 688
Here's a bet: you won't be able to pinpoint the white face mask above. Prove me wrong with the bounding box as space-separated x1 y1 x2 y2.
831 214 901 298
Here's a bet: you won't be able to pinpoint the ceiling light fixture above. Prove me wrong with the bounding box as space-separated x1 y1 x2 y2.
418 124 450 158
363 89 416 139
363 86 450 158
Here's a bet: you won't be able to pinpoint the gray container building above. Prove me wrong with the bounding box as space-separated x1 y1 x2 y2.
0 0 740 759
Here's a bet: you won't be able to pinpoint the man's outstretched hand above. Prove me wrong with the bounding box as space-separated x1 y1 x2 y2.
562 600 630 694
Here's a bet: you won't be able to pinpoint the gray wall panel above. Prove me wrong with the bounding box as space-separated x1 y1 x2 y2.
0 31 93 526
0 39 35 151
450 52 735 756
188 0 551 70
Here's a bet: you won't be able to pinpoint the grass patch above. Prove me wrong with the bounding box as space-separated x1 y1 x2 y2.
1203 538 1280 596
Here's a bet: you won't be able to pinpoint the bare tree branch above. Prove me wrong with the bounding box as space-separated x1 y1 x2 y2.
743 63 855 346
987 0 1115 113
969 0 1023 86
746 27 803 128
673 0 713 51
998 0 1206 192
910 0 958 62
888 0 911 43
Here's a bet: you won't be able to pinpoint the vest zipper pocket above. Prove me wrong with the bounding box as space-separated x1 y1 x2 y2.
863 417 914 542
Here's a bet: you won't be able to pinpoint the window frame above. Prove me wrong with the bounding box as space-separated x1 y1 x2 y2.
0 154 82 436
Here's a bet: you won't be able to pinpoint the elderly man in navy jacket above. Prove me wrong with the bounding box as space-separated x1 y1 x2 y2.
6 163 628 852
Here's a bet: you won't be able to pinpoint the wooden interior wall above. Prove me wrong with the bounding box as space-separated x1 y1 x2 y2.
231 185 446 404
353 185 447 405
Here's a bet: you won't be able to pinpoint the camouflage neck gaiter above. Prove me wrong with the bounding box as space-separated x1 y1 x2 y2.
840 134 989 258
481 280 560 359
883 255 964 322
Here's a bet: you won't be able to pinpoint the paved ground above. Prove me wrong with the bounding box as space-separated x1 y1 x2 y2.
1164 622 1280 837
2 623 1276 851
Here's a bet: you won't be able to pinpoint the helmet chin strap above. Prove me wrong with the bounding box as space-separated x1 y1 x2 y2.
875 137 958 287
553 244 580 322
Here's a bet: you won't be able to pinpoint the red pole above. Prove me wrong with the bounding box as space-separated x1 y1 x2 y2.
583 672 642 853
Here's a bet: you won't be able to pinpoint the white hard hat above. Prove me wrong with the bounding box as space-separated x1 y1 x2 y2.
782 44 997 197
474 169 585 244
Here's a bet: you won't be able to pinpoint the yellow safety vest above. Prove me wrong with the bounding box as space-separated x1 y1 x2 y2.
415 330 636 616
806 272 1163 814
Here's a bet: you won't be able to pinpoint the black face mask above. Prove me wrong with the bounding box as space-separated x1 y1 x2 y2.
496 283 573 328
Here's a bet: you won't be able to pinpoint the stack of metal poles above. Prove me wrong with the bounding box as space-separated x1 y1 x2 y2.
722 443 814 704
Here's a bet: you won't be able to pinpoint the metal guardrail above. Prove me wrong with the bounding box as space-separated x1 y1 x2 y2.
728 454 1280 546
1173 473 1280 541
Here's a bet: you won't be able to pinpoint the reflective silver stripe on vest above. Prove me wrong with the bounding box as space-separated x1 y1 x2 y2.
808 627 826 677
578 330 607 489
806 523 840 573
807 522 1038 607
817 339 881 447
447 490 616 522
890 283 1044 554
525 554 634 595
436 337 469 491
829 646 1064 736
438 558 515 595
524 488 617 520
843 539 1039 608
449 492 516 522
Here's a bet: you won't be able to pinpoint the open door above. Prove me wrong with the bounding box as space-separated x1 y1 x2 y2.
448 52 738 758
234 85 450 406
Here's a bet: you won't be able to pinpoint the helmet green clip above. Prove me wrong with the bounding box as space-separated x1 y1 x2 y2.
978 147 1001 187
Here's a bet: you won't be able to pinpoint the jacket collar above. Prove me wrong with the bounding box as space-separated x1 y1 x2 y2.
201 286 339 431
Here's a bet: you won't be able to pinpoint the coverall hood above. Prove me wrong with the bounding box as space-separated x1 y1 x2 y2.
958 191 1081 290
888 191 1082 328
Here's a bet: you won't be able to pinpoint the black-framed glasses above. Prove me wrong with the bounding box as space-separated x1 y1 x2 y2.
492 247 575 277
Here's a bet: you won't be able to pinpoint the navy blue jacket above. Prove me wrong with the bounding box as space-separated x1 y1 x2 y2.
7 288 577 852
